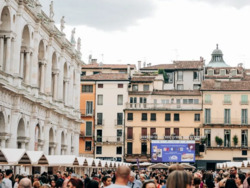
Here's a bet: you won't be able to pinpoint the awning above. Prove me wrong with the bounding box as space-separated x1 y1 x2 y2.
1 149 31 165
180 163 196 169
148 163 169 171
0 150 8 164
46 155 79 166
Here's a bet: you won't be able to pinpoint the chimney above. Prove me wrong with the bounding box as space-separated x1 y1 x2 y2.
200 56 204 62
143 62 146 67
88 54 92 64
138 61 141 70
127 64 131 76
91 59 98 65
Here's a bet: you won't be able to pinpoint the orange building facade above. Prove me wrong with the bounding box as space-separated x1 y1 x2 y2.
79 81 95 157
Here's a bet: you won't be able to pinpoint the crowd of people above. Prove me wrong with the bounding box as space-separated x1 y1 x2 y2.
0 165 249 188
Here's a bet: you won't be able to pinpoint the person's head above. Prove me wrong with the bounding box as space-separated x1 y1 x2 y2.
18 178 32 188
5 169 13 178
223 172 230 179
214 176 221 183
140 174 146 182
236 173 245 185
67 178 84 188
33 181 40 188
51 180 56 187
225 178 237 188
193 177 201 187
168 164 184 174
142 180 157 188
83 174 88 179
57 171 62 178
167 170 192 188
230 166 237 175
63 172 68 179
115 166 131 185
247 177 250 186
0 172 3 180
153 176 160 184
86 180 99 188
102 176 112 187
129 171 135 183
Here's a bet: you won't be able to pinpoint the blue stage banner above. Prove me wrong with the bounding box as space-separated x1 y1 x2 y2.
151 140 195 163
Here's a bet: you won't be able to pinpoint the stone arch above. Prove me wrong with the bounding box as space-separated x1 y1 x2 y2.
0 6 11 31
0 112 5 133
48 127 56 155
51 52 58 99
34 124 41 151
17 118 26 149
20 25 31 82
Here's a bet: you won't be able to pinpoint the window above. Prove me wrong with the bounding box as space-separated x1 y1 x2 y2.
242 130 248 147
141 143 147 155
96 146 102 154
130 97 137 108
177 71 183 81
132 85 138 91
193 84 200 90
205 109 211 124
82 85 93 93
85 141 92 151
224 95 231 104
194 99 199 104
150 128 156 136
161 99 169 104
117 129 122 139
205 94 211 104
97 130 102 142
81 71 86 76
86 122 92 136
165 128 170 139
98 84 103 88
224 130 231 147
165 72 173 83
242 150 248 155
142 113 147 121
97 95 103 105
127 127 133 139
241 95 248 104
224 109 231 124
116 147 122 155
117 113 123 125
174 128 179 136
86 101 93 115
193 71 199 80
242 109 248 125
204 129 211 147
117 95 123 105
141 128 147 139
194 114 200 121
220 69 226 76
118 84 123 88
177 84 184 90
93 71 100 75
174 113 179 121
127 113 133 121
143 85 149 91
165 113 171 121
207 69 214 76
194 128 200 136
97 113 103 125
127 143 133 154
150 113 156 121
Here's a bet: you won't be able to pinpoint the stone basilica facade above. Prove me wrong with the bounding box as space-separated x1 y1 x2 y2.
0 0 83 155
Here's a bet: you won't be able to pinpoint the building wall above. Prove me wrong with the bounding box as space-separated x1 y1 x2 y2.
0 0 81 155
175 71 203 90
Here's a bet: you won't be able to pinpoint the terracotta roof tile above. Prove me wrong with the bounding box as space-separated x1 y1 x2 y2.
141 60 204 70
131 76 155 82
201 80 250 91
129 91 152 95
81 73 129 81
153 90 201 96
82 64 136 70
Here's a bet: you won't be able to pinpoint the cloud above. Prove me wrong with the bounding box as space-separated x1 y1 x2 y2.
188 0 250 8
39 0 156 31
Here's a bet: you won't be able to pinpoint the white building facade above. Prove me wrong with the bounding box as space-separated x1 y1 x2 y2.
0 0 82 155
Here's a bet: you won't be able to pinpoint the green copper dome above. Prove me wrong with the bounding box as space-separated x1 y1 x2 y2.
207 44 230 67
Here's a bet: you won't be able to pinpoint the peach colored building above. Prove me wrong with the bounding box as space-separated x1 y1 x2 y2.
79 81 96 157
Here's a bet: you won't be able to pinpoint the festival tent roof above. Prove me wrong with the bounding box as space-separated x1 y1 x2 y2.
107 161 112 168
26 151 48 165
100 160 108 168
86 158 96 167
0 150 8 164
180 163 196 169
46 155 79 166
148 163 169 171
1 149 31 165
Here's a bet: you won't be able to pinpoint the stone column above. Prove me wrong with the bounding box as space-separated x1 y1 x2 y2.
50 147 55 155
5 37 11 73
21 142 25 149
53 71 59 100
0 37 4 70
1 140 6 148
24 52 30 84
64 79 69 105
20 52 24 77
40 62 45 93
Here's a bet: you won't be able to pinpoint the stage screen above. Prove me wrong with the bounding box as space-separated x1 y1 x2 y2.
151 140 195 163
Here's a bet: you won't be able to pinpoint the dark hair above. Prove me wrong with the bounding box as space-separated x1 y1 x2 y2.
230 174 236 179
231 166 237 171
84 177 91 187
86 180 99 188
68 178 83 188
102 176 111 183
238 173 246 184
5 169 13 176
167 170 192 188
142 180 156 188
247 177 250 186
225 179 237 188
193 177 201 185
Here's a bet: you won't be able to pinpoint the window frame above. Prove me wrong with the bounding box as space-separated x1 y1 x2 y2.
174 113 180 121
85 141 92 151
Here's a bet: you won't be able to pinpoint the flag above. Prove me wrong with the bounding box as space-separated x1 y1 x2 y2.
136 158 140 170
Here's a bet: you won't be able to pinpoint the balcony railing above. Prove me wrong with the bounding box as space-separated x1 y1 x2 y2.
80 131 93 138
80 109 95 117
96 119 104 126
126 103 202 110
204 118 248 125
96 136 123 143
115 119 124 126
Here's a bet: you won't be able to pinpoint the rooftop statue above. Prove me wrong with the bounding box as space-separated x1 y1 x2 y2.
71 28 76 45
49 1 54 20
60 16 65 32
77 37 81 51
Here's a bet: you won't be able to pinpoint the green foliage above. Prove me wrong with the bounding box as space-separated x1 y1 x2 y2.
215 136 223 146
158 69 169 83
158 69 164 74
233 135 238 146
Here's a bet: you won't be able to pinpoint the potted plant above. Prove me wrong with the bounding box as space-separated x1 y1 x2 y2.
215 136 223 146
233 135 238 147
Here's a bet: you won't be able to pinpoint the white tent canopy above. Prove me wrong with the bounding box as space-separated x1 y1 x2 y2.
1 149 31 165
26 151 44 165
46 155 79 166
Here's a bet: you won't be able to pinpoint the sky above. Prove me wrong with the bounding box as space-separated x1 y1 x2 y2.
39 0 250 68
